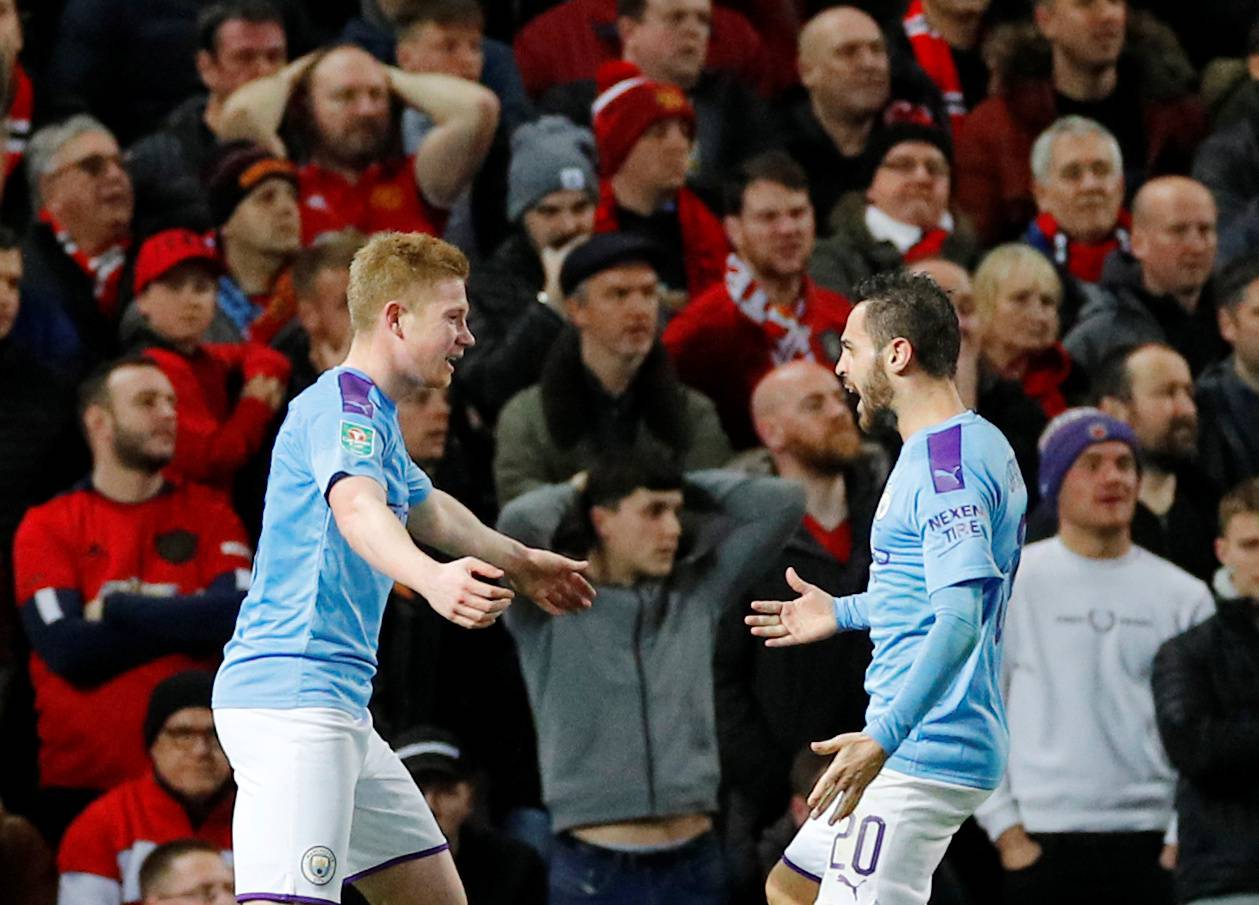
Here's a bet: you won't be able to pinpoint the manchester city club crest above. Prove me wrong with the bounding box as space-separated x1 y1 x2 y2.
301 846 337 885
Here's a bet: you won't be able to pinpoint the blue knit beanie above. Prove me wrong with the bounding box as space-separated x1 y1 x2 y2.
1037 407 1140 505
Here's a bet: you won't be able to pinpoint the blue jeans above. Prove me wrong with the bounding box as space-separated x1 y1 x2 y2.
549 831 729 905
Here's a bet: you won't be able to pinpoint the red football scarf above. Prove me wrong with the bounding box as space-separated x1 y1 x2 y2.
903 0 966 131
904 226 950 264
40 208 130 318
724 253 815 365
1032 209 1131 284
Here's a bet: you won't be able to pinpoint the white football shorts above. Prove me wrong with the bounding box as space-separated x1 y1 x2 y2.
781 768 991 905
214 707 449 904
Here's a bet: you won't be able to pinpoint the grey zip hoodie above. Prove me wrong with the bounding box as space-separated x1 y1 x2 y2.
497 470 804 832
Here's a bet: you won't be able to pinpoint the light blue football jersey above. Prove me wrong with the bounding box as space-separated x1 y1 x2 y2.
213 367 431 715
864 410 1027 789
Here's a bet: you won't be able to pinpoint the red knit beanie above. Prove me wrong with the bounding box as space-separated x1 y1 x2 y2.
591 61 695 178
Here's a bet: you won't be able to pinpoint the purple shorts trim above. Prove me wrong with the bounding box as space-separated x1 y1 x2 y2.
237 895 338 905
782 855 822 884
342 843 451 884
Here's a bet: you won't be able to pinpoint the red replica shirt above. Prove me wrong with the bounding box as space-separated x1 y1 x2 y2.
663 273 853 448
298 155 448 244
57 770 233 905
144 342 290 491
13 482 251 790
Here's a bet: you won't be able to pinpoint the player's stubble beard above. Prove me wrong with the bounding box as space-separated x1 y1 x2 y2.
856 358 898 436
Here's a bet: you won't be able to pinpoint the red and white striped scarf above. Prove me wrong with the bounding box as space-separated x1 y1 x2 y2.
4 62 32 181
725 254 814 365
903 0 966 131
39 209 130 318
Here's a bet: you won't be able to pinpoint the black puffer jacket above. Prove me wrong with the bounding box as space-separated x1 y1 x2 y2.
1152 596 1259 903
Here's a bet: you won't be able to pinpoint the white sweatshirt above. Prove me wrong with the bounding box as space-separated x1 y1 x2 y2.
975 537 1213 840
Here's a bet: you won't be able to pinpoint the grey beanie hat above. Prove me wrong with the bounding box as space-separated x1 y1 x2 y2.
506 115 598 223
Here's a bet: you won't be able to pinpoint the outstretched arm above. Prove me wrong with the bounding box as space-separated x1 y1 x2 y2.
331 475 512 629
747 567 871 646
408 487 594 616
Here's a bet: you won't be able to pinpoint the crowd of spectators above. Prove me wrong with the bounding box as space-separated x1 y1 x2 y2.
1 0 1258 904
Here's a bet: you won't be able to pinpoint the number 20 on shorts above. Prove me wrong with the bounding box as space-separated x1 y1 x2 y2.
828 813 888 877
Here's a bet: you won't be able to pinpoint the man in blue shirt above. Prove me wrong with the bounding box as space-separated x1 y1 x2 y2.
212 231 594 905
748 270 1028 905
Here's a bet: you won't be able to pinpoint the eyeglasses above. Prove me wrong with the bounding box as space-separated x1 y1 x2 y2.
879 156 949 178
153 881 234 903
47 152 125 180
159 726 220 751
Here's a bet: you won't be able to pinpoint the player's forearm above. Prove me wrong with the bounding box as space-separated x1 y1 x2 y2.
864 582 983 755
409 489 528 575
338 487 445 594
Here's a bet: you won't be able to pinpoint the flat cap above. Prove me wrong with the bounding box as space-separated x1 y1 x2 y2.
559 232 664 298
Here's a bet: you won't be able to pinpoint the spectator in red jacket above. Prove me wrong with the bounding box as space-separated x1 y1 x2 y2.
592 60 728 302
138 840 233 905
12 356 251 843
512 0 767 101
663 151 851 448
955 7 1206 244
57 672 234 905
128 228 290 491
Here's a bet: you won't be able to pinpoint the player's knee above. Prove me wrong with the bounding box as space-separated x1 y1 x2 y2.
766 862 815 905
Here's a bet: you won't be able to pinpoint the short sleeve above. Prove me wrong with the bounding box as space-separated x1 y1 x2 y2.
914 434 1002 594
307 405 391 499
406 458 433 507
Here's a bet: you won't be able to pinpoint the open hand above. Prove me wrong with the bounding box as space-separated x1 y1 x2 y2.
807 732 887 823
507 548 596 616
422 557 514 629
746 567 838 647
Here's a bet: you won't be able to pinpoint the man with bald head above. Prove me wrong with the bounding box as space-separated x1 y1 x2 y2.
1066 176 1227 377
714 359 879 900
783 6 946 232
220 42 499 243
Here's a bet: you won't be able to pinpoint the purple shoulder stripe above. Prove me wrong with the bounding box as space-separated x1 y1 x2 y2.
927 424 965 493
338 371 375 418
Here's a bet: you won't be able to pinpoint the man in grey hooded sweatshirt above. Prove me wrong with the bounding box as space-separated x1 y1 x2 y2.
498 452 803 905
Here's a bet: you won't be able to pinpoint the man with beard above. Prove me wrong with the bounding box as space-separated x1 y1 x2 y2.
746 271 1027 905
663 151 853 450
975 407 1209 905
12 356 253 843
220 42 499 244
714 360 879 901
457 116 598 426
1066 176 1227 378
1096 343 1222 580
